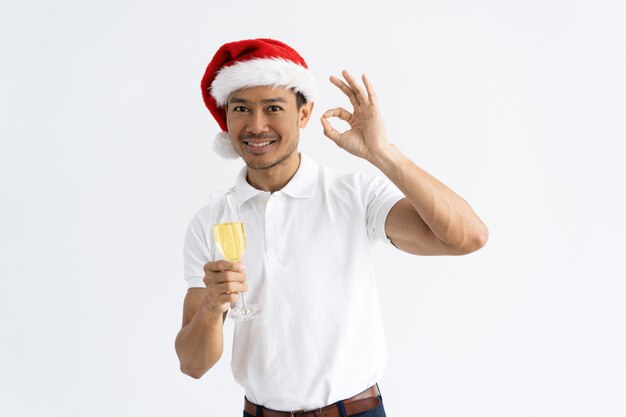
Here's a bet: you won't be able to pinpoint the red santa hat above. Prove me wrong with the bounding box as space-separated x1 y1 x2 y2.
201 38 318 159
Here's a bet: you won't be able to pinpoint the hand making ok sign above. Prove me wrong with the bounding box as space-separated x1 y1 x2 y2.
321 70 391 163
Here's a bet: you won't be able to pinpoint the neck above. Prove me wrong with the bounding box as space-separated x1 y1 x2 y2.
246 152 301 193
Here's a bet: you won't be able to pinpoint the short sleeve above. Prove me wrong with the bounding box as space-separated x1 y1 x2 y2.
183 211 212 288
364 176 405 244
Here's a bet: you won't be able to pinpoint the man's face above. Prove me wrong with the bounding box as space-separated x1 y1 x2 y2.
225 86 313 170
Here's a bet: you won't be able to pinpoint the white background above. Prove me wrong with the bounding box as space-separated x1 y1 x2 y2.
1 0 625 416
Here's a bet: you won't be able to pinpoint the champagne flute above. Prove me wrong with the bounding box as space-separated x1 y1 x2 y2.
212 191 262 321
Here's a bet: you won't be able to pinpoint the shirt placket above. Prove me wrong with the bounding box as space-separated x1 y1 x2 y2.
264 192 284 269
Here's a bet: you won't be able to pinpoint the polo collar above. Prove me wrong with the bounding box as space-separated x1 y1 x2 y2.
233 153 318 206
280 153 318 199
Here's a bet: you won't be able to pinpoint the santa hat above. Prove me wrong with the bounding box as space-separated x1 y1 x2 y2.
201 38 318 159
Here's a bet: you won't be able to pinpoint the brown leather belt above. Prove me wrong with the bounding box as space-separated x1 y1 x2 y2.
243 385 380 417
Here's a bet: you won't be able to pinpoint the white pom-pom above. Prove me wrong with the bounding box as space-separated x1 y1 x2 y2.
213 132 240 159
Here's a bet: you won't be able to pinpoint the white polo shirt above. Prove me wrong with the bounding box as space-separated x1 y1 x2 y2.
183 153 404 411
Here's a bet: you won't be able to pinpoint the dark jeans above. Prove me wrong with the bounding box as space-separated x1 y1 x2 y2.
243 395 387 417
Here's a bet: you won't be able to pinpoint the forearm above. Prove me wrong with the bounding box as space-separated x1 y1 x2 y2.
175 299 225 379
371 144 488 252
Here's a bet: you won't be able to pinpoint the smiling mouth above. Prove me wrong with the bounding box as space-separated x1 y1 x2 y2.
240 134 279 151
244 140 276 147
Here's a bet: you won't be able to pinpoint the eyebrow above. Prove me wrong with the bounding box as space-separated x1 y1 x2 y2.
228 96 289 104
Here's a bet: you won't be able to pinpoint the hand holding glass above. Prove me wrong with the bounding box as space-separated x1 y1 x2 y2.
212 192 262 321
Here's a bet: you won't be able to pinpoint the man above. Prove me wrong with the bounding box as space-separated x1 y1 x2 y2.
175 38 488 417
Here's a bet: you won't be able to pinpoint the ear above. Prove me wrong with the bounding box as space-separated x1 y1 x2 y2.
298 102 315 128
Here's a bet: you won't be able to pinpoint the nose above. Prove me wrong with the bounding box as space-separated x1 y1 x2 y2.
246 111 269 134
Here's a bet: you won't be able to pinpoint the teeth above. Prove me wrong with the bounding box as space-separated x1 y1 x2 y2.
247 141 272 147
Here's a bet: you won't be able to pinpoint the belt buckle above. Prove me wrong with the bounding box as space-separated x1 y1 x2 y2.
290 408 322 417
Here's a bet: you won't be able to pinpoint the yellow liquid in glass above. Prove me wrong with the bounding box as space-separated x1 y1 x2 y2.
213 222 246 261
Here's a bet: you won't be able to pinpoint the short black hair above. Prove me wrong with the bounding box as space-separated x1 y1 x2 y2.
294 91 307 109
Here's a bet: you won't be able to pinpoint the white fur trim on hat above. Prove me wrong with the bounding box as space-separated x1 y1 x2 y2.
210 58 318 106
213 131 240 159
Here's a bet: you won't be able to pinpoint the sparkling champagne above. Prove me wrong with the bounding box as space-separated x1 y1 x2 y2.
213 222 246 261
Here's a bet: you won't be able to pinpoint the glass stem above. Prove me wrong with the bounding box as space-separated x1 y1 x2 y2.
239 292 248 309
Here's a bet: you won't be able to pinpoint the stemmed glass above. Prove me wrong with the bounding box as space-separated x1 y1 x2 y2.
212 191 262 321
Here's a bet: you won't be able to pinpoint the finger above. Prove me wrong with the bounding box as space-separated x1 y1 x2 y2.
362 73 377 105
204 268 246 291
211 270 247 285
323 107 353 123
205 260 246 273
342 70 369 106
215 281 248 294
320 116 343 143
221 269 247 282
329 75 360 108
204 272 247 298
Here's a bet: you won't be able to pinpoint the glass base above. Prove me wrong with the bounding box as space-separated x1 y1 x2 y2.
228 304 262 321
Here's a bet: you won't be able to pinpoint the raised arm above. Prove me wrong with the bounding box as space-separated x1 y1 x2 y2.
175 261 247 378
321 71 488 255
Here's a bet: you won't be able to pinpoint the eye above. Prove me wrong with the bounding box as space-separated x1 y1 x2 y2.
267 105 282 112
233 106 249 112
